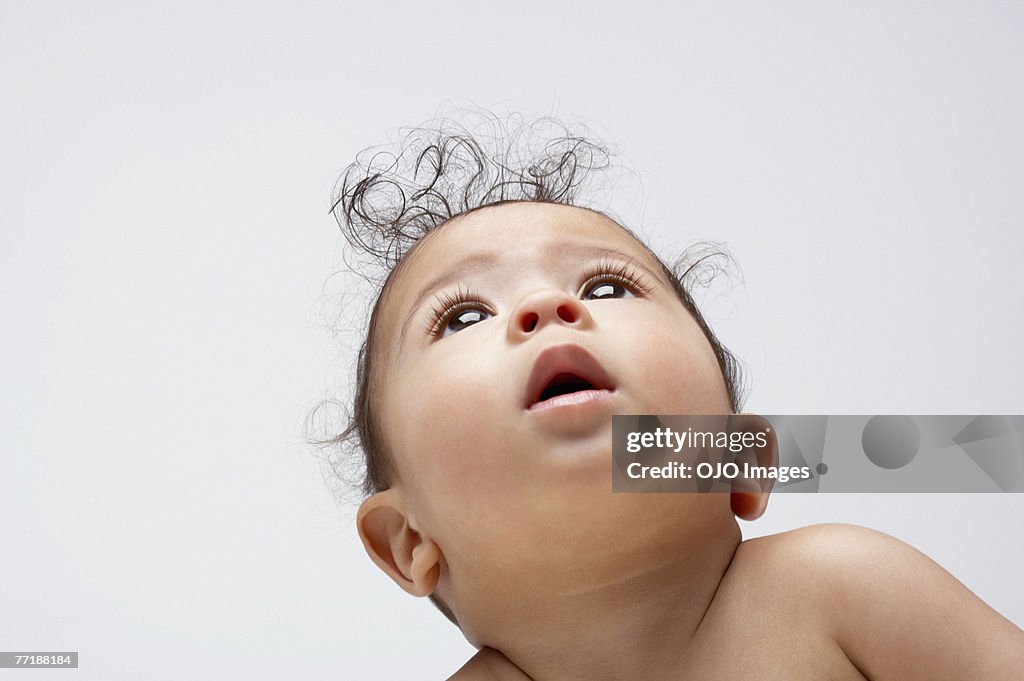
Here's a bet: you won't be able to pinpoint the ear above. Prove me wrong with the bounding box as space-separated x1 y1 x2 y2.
728 414 779 521
356 489 442 597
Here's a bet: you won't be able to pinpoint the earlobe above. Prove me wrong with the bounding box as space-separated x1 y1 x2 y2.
728 414 779 521
356 489 442 597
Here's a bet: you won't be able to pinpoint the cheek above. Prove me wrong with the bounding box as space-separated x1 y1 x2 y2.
619 308 732 414
381 339 520 511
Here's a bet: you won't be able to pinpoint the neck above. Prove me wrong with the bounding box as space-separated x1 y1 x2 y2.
463 519 742 681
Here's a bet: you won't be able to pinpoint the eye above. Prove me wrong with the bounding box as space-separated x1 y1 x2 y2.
440 306 492 337
583 280 636 300
578 259 649 302
427 287 494 339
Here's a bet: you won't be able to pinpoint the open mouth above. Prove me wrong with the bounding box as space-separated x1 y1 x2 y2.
538 373 598 402
525 344 615 411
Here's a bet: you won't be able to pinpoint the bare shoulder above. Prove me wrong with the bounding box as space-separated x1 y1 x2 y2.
733 524 1024 681
732 522 914 585
736 522 900 563
727 524 886 604
446 647 531 681
720 524 882 632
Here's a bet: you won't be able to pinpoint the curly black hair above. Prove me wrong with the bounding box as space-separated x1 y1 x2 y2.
330 111 614 272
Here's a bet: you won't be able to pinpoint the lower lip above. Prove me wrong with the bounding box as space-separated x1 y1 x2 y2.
527 389 613 412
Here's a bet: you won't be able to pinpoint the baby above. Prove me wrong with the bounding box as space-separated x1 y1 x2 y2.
325 111 1024 680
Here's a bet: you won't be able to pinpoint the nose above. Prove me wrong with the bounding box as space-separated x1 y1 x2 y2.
507 288 594 341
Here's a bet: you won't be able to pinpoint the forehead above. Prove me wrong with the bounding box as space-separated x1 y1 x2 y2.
413 201 642 256
379 202 661 327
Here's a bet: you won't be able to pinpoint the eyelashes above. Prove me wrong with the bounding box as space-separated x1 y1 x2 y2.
425 285 488 337
578 258 652 299
425 258 652 338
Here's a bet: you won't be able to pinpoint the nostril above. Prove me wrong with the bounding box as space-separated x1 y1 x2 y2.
522 312 539 333
556 304 577 324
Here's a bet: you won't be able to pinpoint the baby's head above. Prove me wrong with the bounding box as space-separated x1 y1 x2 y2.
328 113 765 640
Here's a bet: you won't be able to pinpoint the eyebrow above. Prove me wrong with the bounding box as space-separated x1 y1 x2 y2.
397 241 671 344
405 251 501 325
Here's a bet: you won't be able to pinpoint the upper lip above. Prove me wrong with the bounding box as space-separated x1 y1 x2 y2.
524 343 615 409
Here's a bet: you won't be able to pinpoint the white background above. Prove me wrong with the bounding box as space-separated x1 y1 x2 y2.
2 2 1022 679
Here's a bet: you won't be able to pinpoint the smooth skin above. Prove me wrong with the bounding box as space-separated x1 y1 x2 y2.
355 202 1024 680
450 523 1024 681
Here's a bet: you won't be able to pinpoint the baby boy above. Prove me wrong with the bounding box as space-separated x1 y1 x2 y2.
328 114 1024 680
